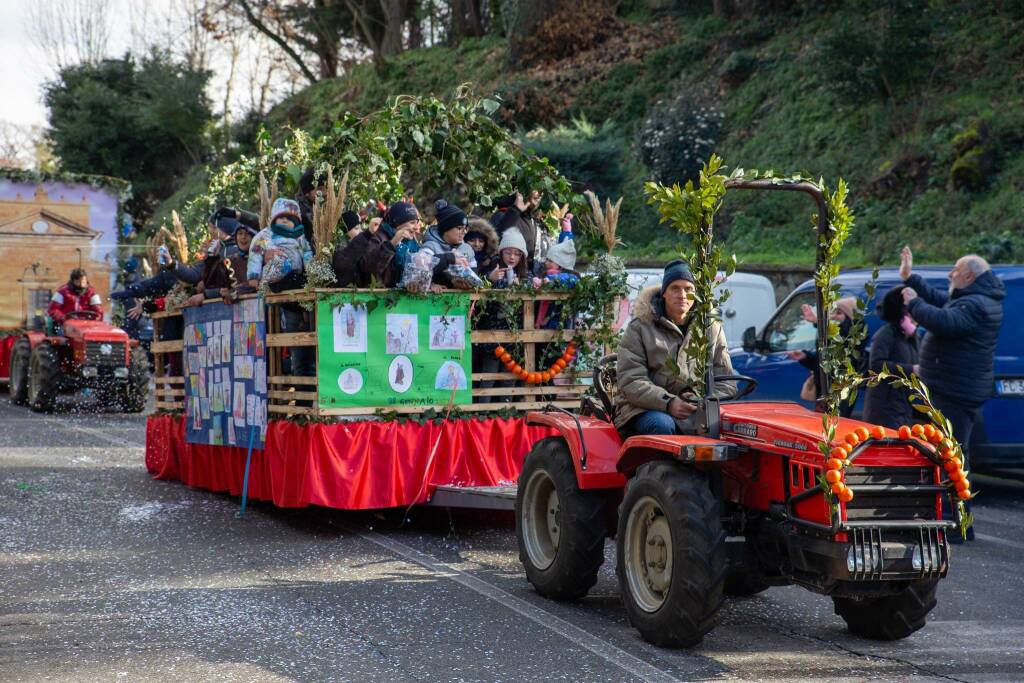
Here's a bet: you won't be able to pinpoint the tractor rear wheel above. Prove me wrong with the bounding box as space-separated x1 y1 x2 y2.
833 579 938 640
27 342 60 413
9 338 31 405
516 437 607 601
616 462 726 648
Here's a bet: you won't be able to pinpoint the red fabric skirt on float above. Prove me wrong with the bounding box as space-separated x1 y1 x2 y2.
145 415 556 510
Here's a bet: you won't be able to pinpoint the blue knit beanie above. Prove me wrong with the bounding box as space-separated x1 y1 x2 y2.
661 260 695 295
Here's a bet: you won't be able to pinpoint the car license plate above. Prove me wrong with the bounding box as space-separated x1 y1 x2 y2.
996 379 1024 396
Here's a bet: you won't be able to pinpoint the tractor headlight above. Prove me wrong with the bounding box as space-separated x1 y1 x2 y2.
82 366 98 378
846 547 859 573
911 544 938 571
114 367 129 378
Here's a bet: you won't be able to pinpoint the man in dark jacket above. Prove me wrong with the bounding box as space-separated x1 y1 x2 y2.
900 248 1006 461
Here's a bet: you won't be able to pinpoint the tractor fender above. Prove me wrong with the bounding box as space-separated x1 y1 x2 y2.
616 435 743 478
526 411 627 490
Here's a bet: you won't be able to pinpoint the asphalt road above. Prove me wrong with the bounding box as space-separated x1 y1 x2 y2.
2 397 1024 682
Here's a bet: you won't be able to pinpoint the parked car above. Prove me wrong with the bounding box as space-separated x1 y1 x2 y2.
618 269 777 342
731 265 1024 469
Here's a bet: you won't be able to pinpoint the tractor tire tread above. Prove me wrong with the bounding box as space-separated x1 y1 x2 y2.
833 579 938 640
28 343 60 413
516 437 607 601
616 461 726 648
9 338 31 405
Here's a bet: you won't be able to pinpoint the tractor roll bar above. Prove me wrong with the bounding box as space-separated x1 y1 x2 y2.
722 179 831 403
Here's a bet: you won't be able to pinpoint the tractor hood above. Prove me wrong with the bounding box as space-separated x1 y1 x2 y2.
63 319 130 344
719 402 932 467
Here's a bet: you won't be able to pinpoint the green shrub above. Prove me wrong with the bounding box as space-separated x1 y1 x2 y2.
521 118 625 198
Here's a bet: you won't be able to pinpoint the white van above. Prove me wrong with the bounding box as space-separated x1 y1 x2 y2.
618 268 776 345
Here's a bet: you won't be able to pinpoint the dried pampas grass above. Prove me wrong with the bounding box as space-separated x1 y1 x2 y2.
158 210 191 263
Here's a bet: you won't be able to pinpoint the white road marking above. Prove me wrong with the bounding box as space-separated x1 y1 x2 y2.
347 524 682 683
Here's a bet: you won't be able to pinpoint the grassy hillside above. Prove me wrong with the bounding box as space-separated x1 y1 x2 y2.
157 3 1024 267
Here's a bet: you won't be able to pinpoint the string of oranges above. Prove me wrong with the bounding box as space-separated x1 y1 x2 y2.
824 422 972 505
493 342 577 385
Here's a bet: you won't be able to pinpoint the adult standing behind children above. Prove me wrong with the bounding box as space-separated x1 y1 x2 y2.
495 190 549 272
899 247 1005 463
331 201 421 287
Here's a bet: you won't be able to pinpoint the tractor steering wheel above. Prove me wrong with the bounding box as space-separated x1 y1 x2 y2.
715 374 759 400
64 310 101 321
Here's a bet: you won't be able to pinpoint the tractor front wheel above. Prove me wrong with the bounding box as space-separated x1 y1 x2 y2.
833 579 938 640
9 338 31 405
119 347 150 413
616 462 726 648
516 437 608 601
27 342 60 413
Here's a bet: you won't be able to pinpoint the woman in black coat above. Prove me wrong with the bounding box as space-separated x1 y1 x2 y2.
863 286 921 428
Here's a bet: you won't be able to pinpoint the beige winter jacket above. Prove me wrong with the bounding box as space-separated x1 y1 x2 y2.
613 286 737 431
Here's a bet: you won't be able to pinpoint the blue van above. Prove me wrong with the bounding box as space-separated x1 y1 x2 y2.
731 266 1023 469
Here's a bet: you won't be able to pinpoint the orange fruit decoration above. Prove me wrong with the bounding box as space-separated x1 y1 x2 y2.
898 425 912 440
530 372 541 384
928 430 942 445
911 424 925 437
838 487 854 503
831 482 847 495
510 363 522 374
825 470 842 484
844 432 860 447
826 458 844 471
957 489 972 500
553 359 567 372
501 353 512 364
855 427 871 442
922 424 936 438
943 460 959 473
955 479 970 492
871 425 886 440
948 469 965 483
494 345 505 357
830 446 847 459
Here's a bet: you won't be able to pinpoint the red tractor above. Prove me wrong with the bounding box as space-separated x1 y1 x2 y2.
8 311 149 413
515 180 961 647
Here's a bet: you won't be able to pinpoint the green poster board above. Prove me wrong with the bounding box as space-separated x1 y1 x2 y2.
316 292 473 409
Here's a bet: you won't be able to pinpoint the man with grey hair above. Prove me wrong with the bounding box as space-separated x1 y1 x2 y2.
899 247 1005 487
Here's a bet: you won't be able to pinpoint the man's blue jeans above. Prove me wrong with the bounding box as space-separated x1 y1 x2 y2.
626 410 676 436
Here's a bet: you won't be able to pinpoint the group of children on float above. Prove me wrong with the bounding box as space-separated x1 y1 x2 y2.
114 168 581 387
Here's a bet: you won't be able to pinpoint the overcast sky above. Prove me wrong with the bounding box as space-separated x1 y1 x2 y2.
0 0 292 131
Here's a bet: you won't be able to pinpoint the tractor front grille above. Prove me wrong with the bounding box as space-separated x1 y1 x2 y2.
85 341 126 368
843 467 937 522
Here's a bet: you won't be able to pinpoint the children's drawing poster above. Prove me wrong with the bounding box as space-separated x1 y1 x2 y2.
183 297 267 448
316 293 472 408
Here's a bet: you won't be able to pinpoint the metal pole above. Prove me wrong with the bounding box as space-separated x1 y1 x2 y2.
239 428 256 515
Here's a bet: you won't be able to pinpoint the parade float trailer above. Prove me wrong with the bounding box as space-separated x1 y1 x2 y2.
144 288 592 511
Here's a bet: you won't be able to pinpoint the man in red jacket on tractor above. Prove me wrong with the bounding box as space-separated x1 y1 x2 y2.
48 268 103 331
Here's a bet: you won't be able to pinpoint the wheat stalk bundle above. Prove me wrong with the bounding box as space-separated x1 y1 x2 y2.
584 190 623 254
258 171 278 228
158 210 191 263
311 166 349 254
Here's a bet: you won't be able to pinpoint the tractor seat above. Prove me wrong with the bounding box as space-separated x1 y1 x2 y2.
580 354 618 423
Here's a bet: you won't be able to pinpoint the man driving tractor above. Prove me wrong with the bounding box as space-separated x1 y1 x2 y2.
47 268 103 331
614 259 737 435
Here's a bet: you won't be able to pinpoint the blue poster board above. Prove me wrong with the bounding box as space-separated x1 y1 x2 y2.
183 298 267 449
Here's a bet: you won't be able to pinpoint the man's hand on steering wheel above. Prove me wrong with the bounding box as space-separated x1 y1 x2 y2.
65 310 101 321
667 397 696 419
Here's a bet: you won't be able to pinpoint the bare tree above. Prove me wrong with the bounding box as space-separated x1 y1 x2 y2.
25 0 114 70
0 122 53 170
